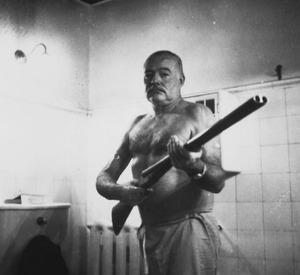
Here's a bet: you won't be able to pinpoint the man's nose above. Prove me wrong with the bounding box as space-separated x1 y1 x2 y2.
151 72 161 84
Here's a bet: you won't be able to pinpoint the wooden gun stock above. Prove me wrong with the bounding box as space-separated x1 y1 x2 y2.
111 95 268 235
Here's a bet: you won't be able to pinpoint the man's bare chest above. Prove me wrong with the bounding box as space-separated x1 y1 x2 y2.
129 114 192 155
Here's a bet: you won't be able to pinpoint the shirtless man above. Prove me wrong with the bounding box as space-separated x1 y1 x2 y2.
96 51 227 275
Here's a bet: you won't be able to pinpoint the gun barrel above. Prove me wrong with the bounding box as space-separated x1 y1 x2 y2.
142 95 267 177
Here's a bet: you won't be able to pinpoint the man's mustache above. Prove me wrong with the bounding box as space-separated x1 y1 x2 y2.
146 85 166 94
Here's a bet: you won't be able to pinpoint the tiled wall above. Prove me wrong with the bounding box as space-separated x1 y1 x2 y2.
215 79 300 275
0 96 88 274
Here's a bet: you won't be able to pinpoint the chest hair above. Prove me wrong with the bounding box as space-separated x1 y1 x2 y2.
129 114 192 155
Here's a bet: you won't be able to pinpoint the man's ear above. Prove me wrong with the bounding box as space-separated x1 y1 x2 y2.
180 74 185 86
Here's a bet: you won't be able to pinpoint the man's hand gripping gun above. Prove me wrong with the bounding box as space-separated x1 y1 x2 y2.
111 95 268 235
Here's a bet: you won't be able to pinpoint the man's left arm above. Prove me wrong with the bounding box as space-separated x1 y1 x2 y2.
168 134 226 193
168 105 227 193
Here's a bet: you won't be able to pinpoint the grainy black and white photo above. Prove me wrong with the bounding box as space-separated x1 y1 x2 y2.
0 1 299 275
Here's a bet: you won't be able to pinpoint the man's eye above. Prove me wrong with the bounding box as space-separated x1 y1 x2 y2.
160 72 170 77
144 74 152 79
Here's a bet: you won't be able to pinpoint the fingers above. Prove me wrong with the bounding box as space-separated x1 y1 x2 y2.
144 188 153 196
168 135 203 169
168 136 188 159
135 186 153 197
168 136 187 169
130 179 140 187
126 185 153 206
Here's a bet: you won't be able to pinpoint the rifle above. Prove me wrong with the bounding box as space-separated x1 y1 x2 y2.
111 95 267 235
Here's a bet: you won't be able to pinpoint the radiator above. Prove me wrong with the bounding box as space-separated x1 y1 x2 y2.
88 225 145 275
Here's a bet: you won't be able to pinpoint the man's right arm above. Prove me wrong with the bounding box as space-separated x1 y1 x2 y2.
96 127 152 206
96 150 131 200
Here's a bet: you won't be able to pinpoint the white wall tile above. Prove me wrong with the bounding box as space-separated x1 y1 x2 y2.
241 146 261 174
292 202 300 230
287 115 300 143
294 230 300 263
261 145 289 173
286 87 300 116
238 230 264 259
264 231 293 260
217 257 238 275
238 257 265 275
263 202 292 231
237 202 263 230
260 117 288 145
262 173 290 202
296 262 300 275
239 118 260 148
291 173 300 201
265 259 294 275
236 174 262 202
289 144 300 172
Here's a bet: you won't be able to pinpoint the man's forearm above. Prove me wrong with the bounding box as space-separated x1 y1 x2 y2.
192 163 226 193
96 173 124 201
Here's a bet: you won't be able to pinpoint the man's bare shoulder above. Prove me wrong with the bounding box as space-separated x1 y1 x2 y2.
131 114 148 127
183 100 213 117
128 113 153 134
182 100 216 130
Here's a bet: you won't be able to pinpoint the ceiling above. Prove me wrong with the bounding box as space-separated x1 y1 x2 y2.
75 0 111 6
